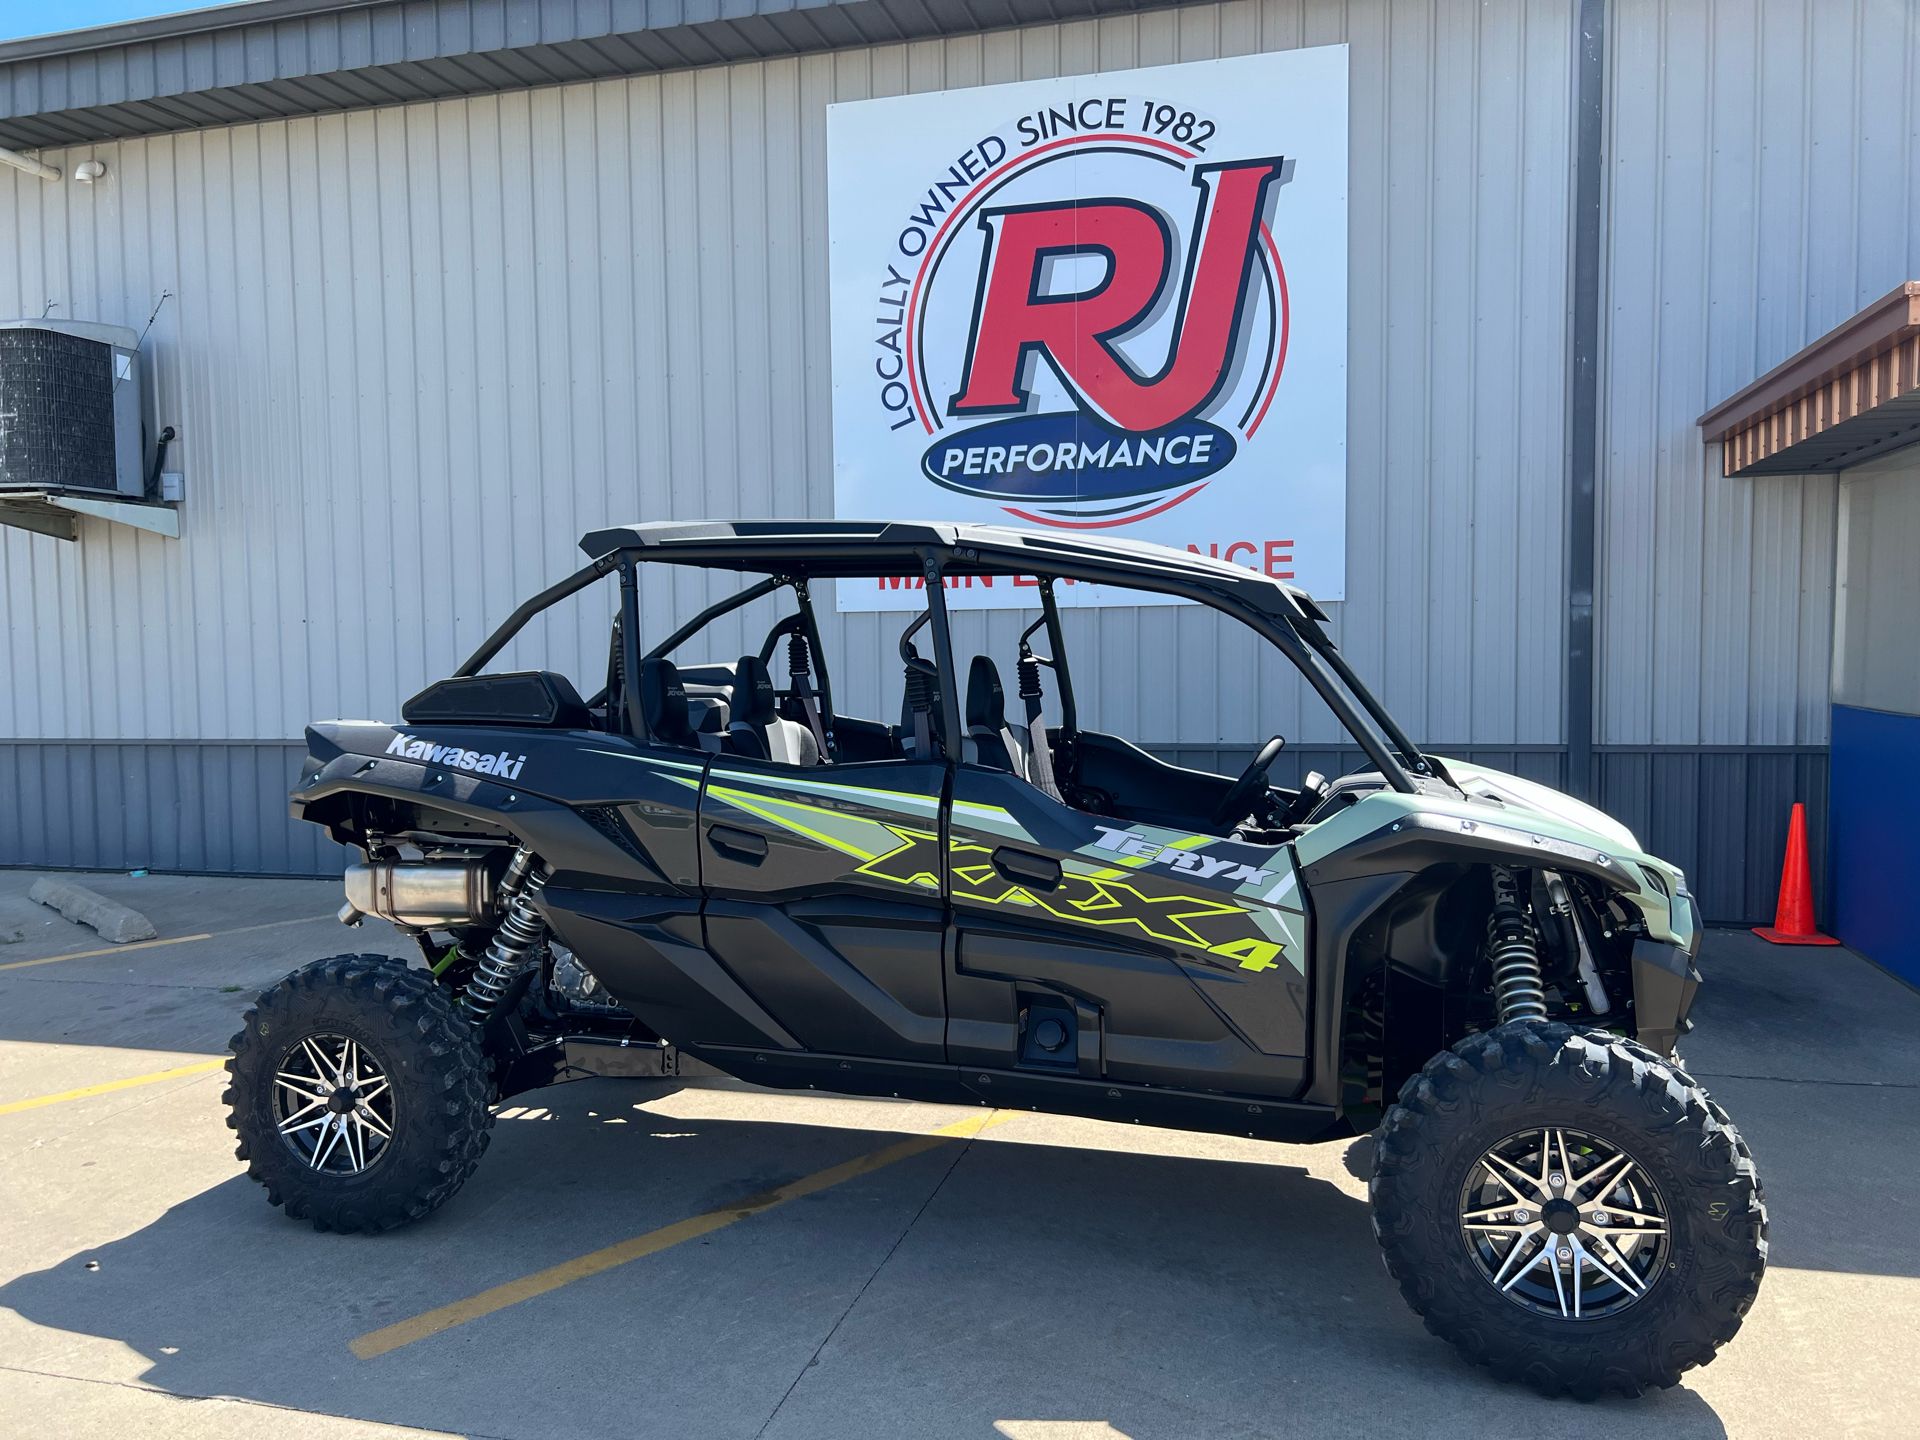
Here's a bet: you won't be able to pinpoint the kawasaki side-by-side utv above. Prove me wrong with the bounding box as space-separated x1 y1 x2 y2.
228 520 1765 1397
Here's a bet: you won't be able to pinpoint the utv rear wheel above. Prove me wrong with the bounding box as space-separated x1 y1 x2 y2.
225 953 493 1233
1369 1022 1766 1398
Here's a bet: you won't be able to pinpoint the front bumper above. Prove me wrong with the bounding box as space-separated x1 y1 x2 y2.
1630 889 1703 1057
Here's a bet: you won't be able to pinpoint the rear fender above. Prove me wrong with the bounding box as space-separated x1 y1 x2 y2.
291 722 697 893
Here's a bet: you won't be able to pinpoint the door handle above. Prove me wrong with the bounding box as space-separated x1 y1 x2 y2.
992 846 1061 891
708 824 769 861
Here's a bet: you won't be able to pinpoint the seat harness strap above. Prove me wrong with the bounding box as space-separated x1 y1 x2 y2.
1017 654 1062 802
787 633 832 759
911 697 933 760
902 660 938 760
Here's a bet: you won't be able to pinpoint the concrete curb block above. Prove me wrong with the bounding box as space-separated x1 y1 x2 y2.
27 877 159 944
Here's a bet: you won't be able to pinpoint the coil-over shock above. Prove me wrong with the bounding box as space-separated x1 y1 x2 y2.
1485 865 1548 1024
465 845 548 1019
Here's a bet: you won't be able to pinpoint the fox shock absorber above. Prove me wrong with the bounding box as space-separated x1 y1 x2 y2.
465 846 548 1019
1486 865 1549 1024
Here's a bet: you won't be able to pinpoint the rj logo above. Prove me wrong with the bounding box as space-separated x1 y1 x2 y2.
949 157 1289 432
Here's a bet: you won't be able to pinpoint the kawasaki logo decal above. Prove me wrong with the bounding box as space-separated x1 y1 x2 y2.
385 733 527 781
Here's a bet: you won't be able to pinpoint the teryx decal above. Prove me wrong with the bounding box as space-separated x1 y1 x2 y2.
385 733 527 781
1088 823 1273 884
697 777 1292 974
858 826 1283 971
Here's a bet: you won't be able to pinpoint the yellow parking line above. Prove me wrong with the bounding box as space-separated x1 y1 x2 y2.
0 912 336 972
351 1108 1013 1360
0 931 213 971
0 1058 226 1116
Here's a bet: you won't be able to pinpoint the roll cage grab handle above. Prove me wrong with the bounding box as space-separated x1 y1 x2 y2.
448 548 1419 794
1288 617 1433 779
1027 577 1079 736
454 554 617 678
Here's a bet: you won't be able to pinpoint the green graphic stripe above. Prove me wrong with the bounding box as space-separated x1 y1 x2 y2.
710 767 945 817
585 749 706 774
705 782 915 869
694 776 1295 974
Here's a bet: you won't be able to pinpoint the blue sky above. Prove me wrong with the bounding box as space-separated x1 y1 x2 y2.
0 2 228 44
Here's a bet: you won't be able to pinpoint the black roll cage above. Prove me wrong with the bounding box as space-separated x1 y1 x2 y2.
450 542 1425 793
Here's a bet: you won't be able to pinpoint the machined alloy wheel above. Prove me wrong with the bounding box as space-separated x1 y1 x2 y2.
1370 1022 1767 1398
272 1033 395 1175
227 953 494 1233
1460 1126 1669 1320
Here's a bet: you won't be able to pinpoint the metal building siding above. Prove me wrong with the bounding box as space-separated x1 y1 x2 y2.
1597 0 1920 748
1 0 1576 759
0 740 346 874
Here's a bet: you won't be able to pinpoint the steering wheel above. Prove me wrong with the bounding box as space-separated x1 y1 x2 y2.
1210 735 1287 831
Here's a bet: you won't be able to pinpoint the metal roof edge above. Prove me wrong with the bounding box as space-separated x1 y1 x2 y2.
0 0 1179 151
0 0 387 64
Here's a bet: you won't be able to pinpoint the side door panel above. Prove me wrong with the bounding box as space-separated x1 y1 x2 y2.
696 758 951 1063
465 741 790 1051
946 768 1310 1097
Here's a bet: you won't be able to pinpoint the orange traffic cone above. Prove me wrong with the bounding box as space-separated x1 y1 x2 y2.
1752 802 1838 945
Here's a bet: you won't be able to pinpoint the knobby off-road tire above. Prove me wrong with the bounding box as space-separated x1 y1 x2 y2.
1370 1021 1767 1398
226 953 493 1233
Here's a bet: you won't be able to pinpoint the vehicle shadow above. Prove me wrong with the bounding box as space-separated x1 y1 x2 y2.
0 1088 1730 1440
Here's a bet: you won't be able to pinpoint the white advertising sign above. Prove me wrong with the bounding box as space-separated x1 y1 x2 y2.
828 47 1348 610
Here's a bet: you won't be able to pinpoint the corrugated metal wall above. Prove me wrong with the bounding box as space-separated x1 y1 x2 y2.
0 0 1574 752
1597 0 1920 749
0 741 347 875
0 0 1889 924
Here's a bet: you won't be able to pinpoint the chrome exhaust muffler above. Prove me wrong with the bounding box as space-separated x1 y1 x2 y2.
342 861 494 929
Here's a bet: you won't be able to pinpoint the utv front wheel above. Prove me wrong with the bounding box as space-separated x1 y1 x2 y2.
1370 1022 1766 1398
225 953 493 1232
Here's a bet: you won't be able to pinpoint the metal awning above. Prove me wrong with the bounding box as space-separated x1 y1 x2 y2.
1698 282 1920 477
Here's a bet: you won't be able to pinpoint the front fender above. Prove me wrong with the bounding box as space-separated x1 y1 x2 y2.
1295 790 1702 1108
1295 790 1692 945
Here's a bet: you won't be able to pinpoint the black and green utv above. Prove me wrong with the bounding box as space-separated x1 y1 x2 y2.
227 520 1765 1398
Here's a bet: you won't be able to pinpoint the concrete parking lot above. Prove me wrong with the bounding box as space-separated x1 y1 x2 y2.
1 870 1915 1439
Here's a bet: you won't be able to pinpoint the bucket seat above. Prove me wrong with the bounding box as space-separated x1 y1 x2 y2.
728 654 820 765
639 657 727 753
965 655 1026 776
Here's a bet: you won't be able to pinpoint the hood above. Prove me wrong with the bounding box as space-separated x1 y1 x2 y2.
1437 759 1641 853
